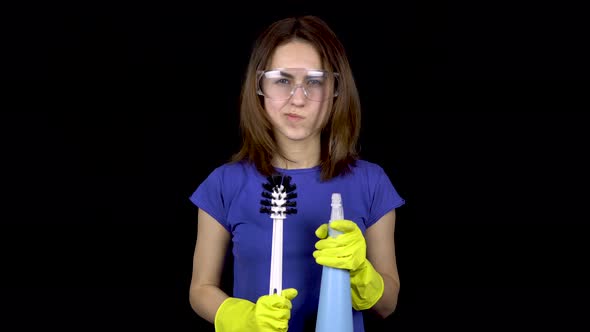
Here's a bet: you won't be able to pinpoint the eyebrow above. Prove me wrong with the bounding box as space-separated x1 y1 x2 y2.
265 70 326 79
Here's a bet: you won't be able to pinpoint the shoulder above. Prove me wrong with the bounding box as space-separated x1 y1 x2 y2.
197 161 258 194
352 159 384 171
195 161 259 202
345 159 395 189
210 160 257 178
349 159 387 177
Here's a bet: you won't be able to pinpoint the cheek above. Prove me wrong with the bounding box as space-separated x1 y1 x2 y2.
264 99 287 116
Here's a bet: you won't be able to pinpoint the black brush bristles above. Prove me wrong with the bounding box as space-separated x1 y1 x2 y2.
260 174 298 216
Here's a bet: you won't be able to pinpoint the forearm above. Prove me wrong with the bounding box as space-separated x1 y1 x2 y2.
370 273 399 318
189 284 230 323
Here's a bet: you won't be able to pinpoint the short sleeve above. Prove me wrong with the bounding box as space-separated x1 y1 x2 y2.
367 165 405 228
189 167 231 232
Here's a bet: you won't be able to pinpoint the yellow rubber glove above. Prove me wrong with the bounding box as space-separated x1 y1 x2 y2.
214 288 298 332
313 220 384 311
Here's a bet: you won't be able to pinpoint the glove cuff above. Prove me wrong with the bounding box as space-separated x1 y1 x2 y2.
214 297 255 332
350 259 385 311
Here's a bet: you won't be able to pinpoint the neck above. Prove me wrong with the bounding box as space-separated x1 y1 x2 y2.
273 135 321 170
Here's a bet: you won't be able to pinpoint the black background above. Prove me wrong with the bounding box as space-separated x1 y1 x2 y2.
2 2 589 331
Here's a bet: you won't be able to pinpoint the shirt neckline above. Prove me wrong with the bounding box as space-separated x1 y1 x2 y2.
274 165 321 174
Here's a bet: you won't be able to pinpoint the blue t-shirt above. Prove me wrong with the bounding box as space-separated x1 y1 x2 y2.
189 159 405 332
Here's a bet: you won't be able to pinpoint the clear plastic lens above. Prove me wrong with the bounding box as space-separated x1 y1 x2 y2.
257 68 339 101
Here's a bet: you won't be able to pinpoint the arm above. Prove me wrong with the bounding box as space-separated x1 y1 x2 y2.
190 208 298 331
189 208 231 323
365 209 400 318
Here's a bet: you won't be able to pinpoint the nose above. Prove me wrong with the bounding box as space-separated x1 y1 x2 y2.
290 85 307 104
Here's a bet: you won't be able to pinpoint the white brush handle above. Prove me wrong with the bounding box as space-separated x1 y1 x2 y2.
269 218 283 295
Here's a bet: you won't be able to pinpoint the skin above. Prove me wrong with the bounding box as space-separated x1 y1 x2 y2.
189 40 400 323
365 210 400 318
265 41 330 169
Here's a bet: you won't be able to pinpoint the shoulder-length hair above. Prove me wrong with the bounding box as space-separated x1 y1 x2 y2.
230 15 361 181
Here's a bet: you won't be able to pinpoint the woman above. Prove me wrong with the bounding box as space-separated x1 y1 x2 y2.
188 15 405 331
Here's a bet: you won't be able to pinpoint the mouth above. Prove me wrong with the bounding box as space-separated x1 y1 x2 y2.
285 113 304 121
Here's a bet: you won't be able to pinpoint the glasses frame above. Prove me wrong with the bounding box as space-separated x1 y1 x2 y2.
256 68 340 101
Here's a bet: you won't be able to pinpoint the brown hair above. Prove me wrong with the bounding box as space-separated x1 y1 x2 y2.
230 15 361 181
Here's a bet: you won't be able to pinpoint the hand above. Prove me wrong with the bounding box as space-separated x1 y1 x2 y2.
254 289 298 331
215 288 298 331
313 220 366 272
313 220 384 311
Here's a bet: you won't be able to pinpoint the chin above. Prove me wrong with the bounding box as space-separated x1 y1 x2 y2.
285 135 309 141
276 125 320 142
279 128 308 141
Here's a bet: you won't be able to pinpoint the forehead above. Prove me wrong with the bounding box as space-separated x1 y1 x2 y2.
268 40 323 70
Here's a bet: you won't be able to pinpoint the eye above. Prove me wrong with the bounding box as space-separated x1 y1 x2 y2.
274 78 291 85
306 79 324 86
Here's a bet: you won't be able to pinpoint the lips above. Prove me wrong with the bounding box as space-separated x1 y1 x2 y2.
285 113 304 120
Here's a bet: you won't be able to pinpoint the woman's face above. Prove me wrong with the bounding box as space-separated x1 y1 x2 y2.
262 41 332 145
